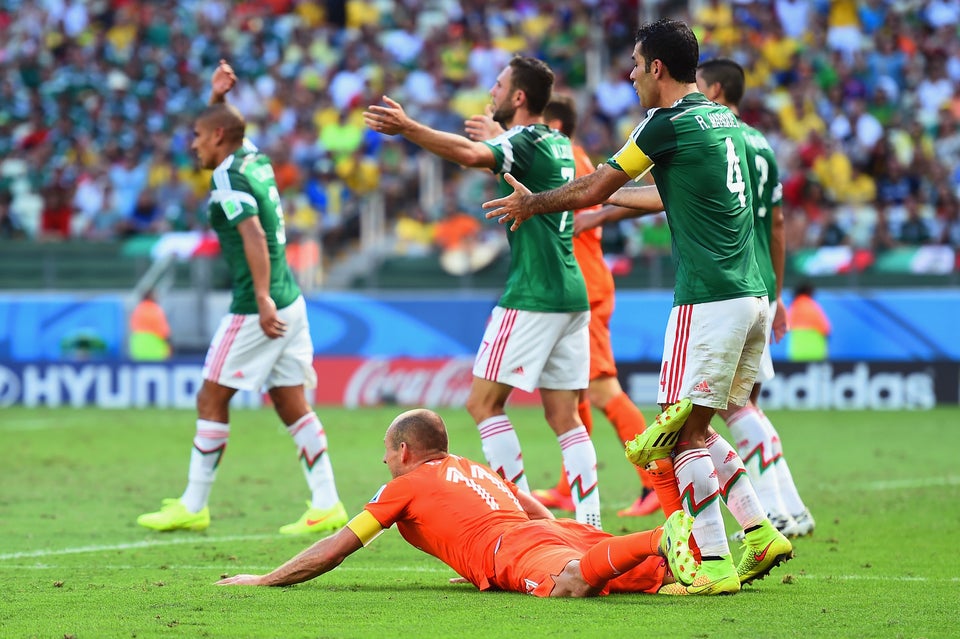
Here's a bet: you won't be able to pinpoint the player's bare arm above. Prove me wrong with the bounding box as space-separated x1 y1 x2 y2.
574 204 652 236
605 184 664 212
483 164 627 231
464 105 504 142
217 527 364 586
770 203 787 343
237 217 286 339
364 96 496 169
517 490 555 520
209 59 237 105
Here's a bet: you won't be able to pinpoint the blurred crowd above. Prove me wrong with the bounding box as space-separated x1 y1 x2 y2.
0 0 959 267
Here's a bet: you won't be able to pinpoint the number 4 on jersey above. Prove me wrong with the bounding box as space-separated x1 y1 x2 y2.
724 137 746 208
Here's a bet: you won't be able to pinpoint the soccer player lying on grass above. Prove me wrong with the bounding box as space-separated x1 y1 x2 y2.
217 408 699 596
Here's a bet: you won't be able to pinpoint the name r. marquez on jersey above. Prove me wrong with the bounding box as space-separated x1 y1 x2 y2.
692 110 740 131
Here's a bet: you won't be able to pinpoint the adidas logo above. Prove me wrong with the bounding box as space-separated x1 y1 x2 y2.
652 430 681 448
232 370 245 378
693 380 711 393
512 366 525 375
724 451 737 464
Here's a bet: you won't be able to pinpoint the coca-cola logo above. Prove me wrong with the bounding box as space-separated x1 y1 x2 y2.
343 358 475 407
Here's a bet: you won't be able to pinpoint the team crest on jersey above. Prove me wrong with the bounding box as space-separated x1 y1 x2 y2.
369 484 387 503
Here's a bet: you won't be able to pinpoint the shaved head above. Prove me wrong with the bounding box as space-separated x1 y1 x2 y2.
197 103 246 146
386 409 449 456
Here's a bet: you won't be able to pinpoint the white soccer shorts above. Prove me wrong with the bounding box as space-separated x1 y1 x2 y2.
657 296 768 410
202 295 317 391
472 306 589 393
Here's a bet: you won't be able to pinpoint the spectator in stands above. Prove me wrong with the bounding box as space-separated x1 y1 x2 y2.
876 157 921 206
39 164 74 240
0 191 22 239
786 282 831 362
393 207 436 257
939 195 960 247
818 209 850 248
872 206 899 253
899 196 933 246
1 0 956 270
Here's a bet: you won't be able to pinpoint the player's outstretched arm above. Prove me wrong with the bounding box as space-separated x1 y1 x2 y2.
574 204 648 236
217 526 364 587
364 96 496 169
483 165 627 231
210 59 237 105
517 490 555 520
605 184 664 212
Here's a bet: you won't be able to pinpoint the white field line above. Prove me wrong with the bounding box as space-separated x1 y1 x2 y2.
849 476 960 491
0 534 276 561
1 476 956 564
1 537 958 584
0 563 451 573
0 561 956 584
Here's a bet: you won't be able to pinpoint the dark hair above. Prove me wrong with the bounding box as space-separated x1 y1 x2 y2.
388 409 449 455
508 56 554 115
635 19 699 84
197 103 246 145
794 281 816 298
543 94 578 137
697 58 745 106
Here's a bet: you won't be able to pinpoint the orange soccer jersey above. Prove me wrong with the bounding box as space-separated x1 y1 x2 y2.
363 455 664 596
571 144 616 379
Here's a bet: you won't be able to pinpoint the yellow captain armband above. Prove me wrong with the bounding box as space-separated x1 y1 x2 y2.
346 510 385 547
611 139 654 181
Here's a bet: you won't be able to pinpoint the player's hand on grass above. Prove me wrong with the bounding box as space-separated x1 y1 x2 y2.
364 96 412 136
483 173 533 231
448 576 470 585
464 105 503 142
216 574 264 586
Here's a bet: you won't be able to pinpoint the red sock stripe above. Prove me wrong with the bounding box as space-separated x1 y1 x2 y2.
485 309 517 380
724 404 759 428
208 315 244 382
287 413 317 437
196 429 229 439
559 431 592 450
673 448 710 474
668 305 691 404
479 418 513 439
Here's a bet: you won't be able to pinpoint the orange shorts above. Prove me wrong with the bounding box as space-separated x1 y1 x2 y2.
589 294 617 381
490 519 664 597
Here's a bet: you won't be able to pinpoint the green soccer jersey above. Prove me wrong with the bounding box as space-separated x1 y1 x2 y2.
207 147 300 314
607 92 766 306
742 122 783 299
484 123 588 312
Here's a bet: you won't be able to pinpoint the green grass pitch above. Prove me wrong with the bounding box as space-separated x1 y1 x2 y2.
2 405 958 639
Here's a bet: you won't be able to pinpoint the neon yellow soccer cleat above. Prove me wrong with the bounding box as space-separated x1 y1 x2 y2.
659 555 741 595
737 520 794 585
659 510 697 586
279 501 349 535
137 498 210 532
625 398 693 469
